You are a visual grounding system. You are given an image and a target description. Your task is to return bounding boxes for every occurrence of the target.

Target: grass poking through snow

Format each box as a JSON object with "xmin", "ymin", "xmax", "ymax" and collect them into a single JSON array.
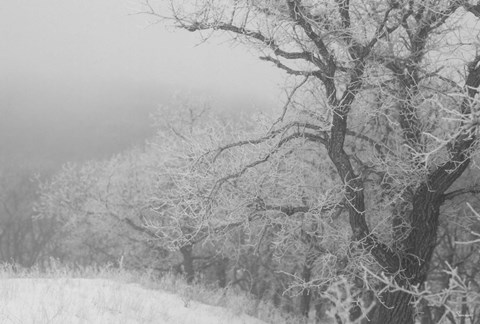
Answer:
[{"xmin": 0, "ymin": 263, "xmax": 301, "ymax": 324}]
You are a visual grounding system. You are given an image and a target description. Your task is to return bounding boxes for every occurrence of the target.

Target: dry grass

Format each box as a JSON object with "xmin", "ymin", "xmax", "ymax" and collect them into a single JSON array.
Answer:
[{"xmin": 0, "ymin": 261, "xmax": 302, "ymax": 324}]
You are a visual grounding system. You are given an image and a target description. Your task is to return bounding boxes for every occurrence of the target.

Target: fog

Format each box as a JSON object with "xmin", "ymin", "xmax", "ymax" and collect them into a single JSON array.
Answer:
[{"xmin": 0, "ymin": 0, "xmax": 282, "ymax": 165}]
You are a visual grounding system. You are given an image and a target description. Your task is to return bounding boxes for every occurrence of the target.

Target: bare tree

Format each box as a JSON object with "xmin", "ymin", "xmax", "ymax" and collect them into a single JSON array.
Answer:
[
  {"xmin": 0, "ymin": 166, "xmax": 55, "ymax": 267},
  {"xmin": 136, "ymin": 1, "xmax": 480, "ymax": 323},
  {"xmin": 35, "ymin": 103, "xmax": 234, "ymax": 282}
]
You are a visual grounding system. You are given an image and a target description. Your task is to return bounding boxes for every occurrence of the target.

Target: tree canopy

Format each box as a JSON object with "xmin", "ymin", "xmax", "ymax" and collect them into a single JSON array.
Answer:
[
  {"xmin": 135, "ymin": 1, "xmax": 480, "ymax": 323},
  {"xmin": 36, "ymin": 1, "xmax": 480, "ymax": 323}
]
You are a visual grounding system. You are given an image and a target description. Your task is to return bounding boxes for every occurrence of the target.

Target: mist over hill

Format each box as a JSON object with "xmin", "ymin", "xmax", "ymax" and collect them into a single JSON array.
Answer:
[{"xmin": 0, "ymin": 78, "xmax": 273, "ymax": 167}]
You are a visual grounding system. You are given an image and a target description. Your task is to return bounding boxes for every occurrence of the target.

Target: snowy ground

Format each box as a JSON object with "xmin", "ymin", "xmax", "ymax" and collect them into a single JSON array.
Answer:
[{"xmin": 0, "ymin": 278, "xmax": 267, "ymax": 324}]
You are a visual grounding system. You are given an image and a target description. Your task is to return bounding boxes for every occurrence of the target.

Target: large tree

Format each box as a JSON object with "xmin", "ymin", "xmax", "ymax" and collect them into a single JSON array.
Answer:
[{"xmin": 139, "ymin": 1, "xmax": 480, "ymax": 323}]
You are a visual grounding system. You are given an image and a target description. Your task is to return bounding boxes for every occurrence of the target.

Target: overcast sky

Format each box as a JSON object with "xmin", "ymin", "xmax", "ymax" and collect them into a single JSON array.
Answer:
[{"xmin": 0, "ymin": 0, "xmax": 283, "ymax": 163}]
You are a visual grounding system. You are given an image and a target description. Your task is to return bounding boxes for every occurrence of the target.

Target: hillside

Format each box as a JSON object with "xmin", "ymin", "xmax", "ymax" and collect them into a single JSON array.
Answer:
[{"xmin": 0, "ymin": 278, "xmax": 267, "ymax": 324}]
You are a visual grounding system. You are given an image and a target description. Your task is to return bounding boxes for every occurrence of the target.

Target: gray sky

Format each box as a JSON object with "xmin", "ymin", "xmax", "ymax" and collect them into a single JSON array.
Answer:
[{"xmin": 0, "ymin": 0, "xmax": 283, "ymax": 163}]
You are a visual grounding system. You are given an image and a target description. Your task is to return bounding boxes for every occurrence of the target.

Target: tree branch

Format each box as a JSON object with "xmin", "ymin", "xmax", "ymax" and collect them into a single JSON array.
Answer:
[
  {"xmin": 259, "ymin": 56, "xmax": 322, "ymax": 76},
  {"xmin": 427, "ymin": 55, "xmax": 480, "ymax": 193},
  {"xmin": 209, "ymin": 130, "xmax": 327, "ymax": 198},
  {"xmin": 180, "ymin": 20, "xmax": 326, "ymax": 69},
  {"xmin": 443, "ymin": 185, "xmax": 480, "ymax": 201},
  {"xmin": 269, "ymin": 75, "xmax": 310, "ymax": 132},
  {"xmin": 209, "ymin": 121, "xmax": 327, "ymax": 162},
  {"xmin": 286, "ymin": 0, "xmax": 333, "ymax": 68}
]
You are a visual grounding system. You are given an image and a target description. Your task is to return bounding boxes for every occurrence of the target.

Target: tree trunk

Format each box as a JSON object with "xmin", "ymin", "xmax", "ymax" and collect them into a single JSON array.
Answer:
[
  {"xmin": 180, "ymin": 244, "xmax": 195, "ymax": 283},
  {"xmin": 418, "ymin": 298, "xmax": 435, "ymax": 324},
  {"xmin": 372, "ymin": 290, "xmax": 414, "ymax": 324},
  {"xmin": 300, "ymin": 263, "xmax": 312, "ymax": 318},
  {"xmin": 460, "ymin": 293, "xmax": 470, "ymax": 324},
  {"xmin": 326, "ymin": 52, "xmax": 478, "ymax": 324},
  {"xmin": 369, "ymin": 188, "xmax": 443, "ymax": 323},
  {"xmin": 300, "ymin": 250, "xmax": 316, "ymax": 318},
  {"xmin": 315, "ymin": 299, "xmax": 328, "ymax": 323},
  {"xmin": 216, "ymin": 257, "xmax": 228, "ymax": 288}
]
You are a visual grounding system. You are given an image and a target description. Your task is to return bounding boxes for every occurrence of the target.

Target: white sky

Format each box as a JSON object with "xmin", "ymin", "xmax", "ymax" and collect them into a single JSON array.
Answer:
[
  {"xmin": 0, "ymin": 0, "xmax": 284, "ymax": 161},
  {"xmin": 0, "ymin": 0, "xmax": 282, "ymax": 107}
]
